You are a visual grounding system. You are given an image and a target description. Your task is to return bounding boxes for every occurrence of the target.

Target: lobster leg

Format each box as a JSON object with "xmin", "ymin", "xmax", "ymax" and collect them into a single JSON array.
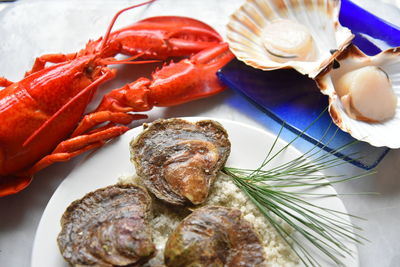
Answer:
[
  {"xmin": 28, "ymin": 125, "xmax": 130, "ymax": 175},
  {"xmin": 25, "ymin": 53, "xmax": 77, "ymax": 77},
  {"xmin": 0, "ymin": 77, "xmax": 14, "ymax": 87},
  {"xmin": 71, "ymin": 111, "xmax": 147, "ymax": 137},
  {"xmin": 70, "ymin": 78, "xmax": 153, "ymax": 136},
  {"xmin": 25, "ymin": 51, "xmax": 157, "ymax": 77},
  {"xmin": 0, "ymin": 127, "xmax": 127, "ymax": 197}
]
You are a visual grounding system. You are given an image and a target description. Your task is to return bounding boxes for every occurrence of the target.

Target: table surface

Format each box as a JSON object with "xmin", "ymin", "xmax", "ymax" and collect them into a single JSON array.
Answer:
[{"xmin": 1, "ymin": 0, "xmax": 400, "ymax": 267}]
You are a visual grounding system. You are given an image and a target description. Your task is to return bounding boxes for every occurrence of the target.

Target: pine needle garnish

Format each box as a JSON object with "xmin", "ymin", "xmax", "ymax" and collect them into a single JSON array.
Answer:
[{"xmin": 223, "ymin": 111, "xmax": 374, "ymax": 267}]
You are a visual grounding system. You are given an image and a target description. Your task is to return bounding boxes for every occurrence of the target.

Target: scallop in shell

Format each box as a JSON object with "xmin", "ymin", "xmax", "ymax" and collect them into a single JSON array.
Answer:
[
  {"xmin": 315, "ymin": 44, "xmax": 400, "ymax": 148},
  {"xmin": 130, "ymin": 118, "xmax": 231, "ymax": 206},
  {"xmin": 226, "ymin": 0, "xmax": 354, "ymax": 78}
]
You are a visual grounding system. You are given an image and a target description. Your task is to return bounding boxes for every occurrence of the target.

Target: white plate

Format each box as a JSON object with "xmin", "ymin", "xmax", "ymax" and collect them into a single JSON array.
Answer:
[{"xmin": 31, "ymin": 117, "xmax": 359, "ymax": 267}]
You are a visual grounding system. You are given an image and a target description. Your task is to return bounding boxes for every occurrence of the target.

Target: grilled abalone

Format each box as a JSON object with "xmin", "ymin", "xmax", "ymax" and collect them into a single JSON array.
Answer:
[
  {"xmin": 130, "ymin": 118, "xmax": 231, "ymax": 206},
  {"xmin": 164, "ymin": 205, "xmax": 267, "ymax": 267},
  {"xmin": 57, "ymin": 184, "xmax": 155, "ymax": 267}
]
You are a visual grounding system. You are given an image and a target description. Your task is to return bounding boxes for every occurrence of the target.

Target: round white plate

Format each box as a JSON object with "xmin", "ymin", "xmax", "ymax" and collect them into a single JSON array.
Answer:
[{"xmin": 31, "ymin": 117, "xmax": 359, "ymax": 267}]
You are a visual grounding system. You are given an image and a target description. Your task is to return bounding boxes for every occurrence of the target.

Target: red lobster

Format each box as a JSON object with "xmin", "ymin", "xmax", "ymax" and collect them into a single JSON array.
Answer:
[{"xmin": 0, "ymin": 1, "xmax": 234, "ymax": 197}]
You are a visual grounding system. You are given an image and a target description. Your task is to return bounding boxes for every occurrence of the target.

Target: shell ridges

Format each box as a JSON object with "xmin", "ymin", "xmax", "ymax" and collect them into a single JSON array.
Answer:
[{"xmin": 226, "ymin": 0, "xmax": 354, "ymax": 78}]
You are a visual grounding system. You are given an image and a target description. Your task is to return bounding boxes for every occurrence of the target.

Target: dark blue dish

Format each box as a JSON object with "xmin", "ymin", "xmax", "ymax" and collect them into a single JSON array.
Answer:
[{"xmin": 218, "ymin": 0, "xmax": 400, "ymax": 170}]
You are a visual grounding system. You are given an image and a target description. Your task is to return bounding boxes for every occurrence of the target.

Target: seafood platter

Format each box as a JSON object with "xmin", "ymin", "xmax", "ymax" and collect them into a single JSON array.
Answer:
[
  {"xmin": 0, "ymin": 0, "xmax": 396, "ymax": 266},
  {"xmin": 32, "ymin": 117, "xmax": 358, "ymax": 266}
]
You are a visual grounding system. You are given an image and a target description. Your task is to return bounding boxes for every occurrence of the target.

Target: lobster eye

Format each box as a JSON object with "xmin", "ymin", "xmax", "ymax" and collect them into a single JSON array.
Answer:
[{"xmin": 85, "ymin": 65, "xmax": 94, "ymax": 75}]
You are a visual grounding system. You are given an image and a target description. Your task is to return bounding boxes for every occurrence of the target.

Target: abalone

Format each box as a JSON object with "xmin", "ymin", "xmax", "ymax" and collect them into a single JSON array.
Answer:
[
  {"xmin": 57, "ymin": 184, "xmax": 155, "ymax": 267},
  {"xmin": 164, "ymin": 205, "xmax": 267, "ymax": 267},
  {"xmin": 130, "ymin": 118, "xmax": 231, "ymax": 205}
]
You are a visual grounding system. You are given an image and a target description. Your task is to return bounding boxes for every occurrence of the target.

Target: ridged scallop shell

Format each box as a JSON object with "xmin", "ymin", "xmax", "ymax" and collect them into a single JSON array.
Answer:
[
  {"xmin": 226, "ymin": 0, "xmax": 354, "ymax": 78},
  {"xmin": 316, "ymin": 44, "xmax": 400, "ymax": 148}
]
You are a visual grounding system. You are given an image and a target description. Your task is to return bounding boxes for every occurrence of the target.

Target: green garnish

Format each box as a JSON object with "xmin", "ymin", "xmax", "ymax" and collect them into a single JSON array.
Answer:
[{"xmin": 223, "ymin": 111, "xmax": 373, "ymax": 267}]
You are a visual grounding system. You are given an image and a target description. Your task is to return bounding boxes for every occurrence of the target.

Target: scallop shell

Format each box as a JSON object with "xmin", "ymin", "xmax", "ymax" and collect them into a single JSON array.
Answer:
[
  {"xmin": 226, "ymin": 0, "xmax": 354, "ymax": 78},
  {"xmin": 315, "ymin": 44, "xmax": 400, "ymax": 148}
]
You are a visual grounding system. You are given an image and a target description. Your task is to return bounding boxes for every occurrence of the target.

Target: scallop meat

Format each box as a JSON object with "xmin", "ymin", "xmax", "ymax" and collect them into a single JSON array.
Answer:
[{"xmin": 315, "ymin": 44, "xmax": 400, "ymax": 148}]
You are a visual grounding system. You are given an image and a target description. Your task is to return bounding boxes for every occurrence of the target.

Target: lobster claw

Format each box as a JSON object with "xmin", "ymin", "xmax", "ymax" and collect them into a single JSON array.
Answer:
[
  {"xmin": 72, "ymin": 43, "xmax": 234, "ymax": 137},
  {"xmin": 136, "ymin": 16, "xmax": 223, "ymax": 57},
  {"xmin": 91, "ymin": 16, "xmax": 224, "ymax": 59},
  {"xmin": 148, "ymin": 42, "xmax": 235, "ymax": 106},
  {"xmin": 95, "ymin": 42, "xmax": 234, "ymax": 112}
]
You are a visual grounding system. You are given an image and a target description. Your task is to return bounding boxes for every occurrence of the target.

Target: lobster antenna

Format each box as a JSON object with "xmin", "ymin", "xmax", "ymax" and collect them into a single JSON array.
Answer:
[{"xmin": 99, "ymin": 0, "xmax": 157, "ymax": 52}]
